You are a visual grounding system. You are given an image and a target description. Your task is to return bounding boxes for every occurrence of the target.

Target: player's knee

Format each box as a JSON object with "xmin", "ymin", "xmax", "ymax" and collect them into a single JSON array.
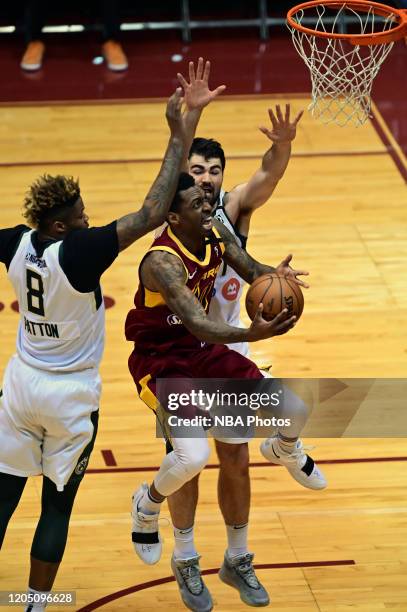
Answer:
[
  {"xmin": 175, "ymin": 444, "xmax": 210, "ymax": 479},
  {"xmin": 42, "ymin": 476, "xmax": 80, "ymax": 515},
  {"xmin": 186, "ymin": 448, "xmax": 210, "ymax": 477},
  {"xmin": 216, "ymin": 442, "xmax": 249, "ymax": 476}
]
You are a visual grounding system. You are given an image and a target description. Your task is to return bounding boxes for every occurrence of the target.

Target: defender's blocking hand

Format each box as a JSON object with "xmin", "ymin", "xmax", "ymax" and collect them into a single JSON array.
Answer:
[
  {"xmin": 177, "ymin": 57, "xmax": 226, "ymax": 111},
  {"xmin": 275, "ymin": 254, "xmax": 310, "ymax": 289},
  {"xmin": 259, "ymin": 104, "xmax": 304, "ymax": 144}
]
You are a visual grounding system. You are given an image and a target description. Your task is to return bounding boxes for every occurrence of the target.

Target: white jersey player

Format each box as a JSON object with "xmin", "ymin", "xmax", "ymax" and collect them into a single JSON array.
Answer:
[
  {"xmin": 9, "ymin": 228, "xmax": 105, "ymax": 373},
  {"xmin": 209, "ymin": 188, "xmax": 249, "ymax": 356},
  {"xmin": 0, "ymin": 88, "xmax": 188, "ymax": 612}
]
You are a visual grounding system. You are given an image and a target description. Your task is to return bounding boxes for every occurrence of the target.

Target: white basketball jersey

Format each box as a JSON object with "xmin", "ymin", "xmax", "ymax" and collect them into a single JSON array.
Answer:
[
  {"xmin": 209, "ymin": 190, "xmax": 249, "ymax": 357},
  {"xmin": 7, "ymin": 231, "xmax": 105, "ymax": 372}
]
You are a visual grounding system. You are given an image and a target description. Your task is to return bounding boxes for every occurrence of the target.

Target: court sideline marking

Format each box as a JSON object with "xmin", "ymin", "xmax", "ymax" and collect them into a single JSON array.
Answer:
[
  {"xmin": 75, "ymin": 559, "xmax": 356, "ymax": 612},
  {"xmin": 91, "ymin": 454, "xmax": 407, "ymax": 474}
]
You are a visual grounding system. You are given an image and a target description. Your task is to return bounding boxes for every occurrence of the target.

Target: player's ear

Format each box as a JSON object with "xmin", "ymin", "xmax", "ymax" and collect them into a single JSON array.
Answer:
[
  {"xmin": 167, "ymin": 211, "xmax": 180, "ymax": 226},
  {"xmin": 52, "ymin": 220, "xmax": 67, "ymax": 235}
]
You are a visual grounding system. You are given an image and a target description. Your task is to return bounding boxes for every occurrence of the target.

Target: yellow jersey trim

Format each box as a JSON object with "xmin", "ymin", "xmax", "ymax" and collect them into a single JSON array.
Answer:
[
  {"xmin": 142, "ymin": 246, "xmax": 188, "ymax": 308},
  {"xmin": 167, "ymin": 227, "xmax": 212, "ymax": 266},
  {"xmin": 147, "ymin": 246, "xmax": 188, "ymax": 281},
  {"xmin": 138, "ymin": 374, "xmax": 157, "ymax": 411},
  {"xmin": 144, "ymin": 289, "xmax": 165, "ymax": 308},
  {"xmin": 212, "ymin": 226, "xmax": 225, "ymax": 255},
  {"xmin": 138, "ymin": 373, "xmax": 172, "ymax": 444}
]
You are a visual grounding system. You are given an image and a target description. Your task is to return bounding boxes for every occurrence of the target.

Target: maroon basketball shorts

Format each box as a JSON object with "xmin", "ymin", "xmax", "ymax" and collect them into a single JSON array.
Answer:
[{"xmin": 128, "ymin": 342, "xmax": 263, "ymax": 443}]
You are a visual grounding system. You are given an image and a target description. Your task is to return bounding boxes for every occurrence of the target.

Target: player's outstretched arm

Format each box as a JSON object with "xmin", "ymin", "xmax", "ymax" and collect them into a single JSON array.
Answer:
[
  {"xmin": 213, "ymin": 218, "xmax": 309, "ymax": 288},
  {"xmin": 213, "ymin": 218, "xmax": 275, "ymax": 283},
  {"xmin": 226, "ymin": 104, "xmax": 303, "ymax": 215},
  {"xmin": 177, "ymin": 57, "xmax": 226, "ymax": 172},
  {"xmin": 115, "ymin": 89, "xmax": 185, "ymax": 252},
  {"xmin": 142, "ymin": 250, "xmax": 294, "ymax": 343}
]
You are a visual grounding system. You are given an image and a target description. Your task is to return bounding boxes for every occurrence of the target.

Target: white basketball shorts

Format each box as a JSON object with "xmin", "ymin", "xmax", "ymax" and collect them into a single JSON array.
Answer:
[{"xmin": 0, "ymin": 354, "xmax": 101, "ymax": 491}]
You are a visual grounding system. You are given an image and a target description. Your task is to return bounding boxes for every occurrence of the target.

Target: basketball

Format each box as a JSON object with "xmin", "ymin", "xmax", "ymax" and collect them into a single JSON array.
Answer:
[{"xmin": 245, "ymin": 273, "xmax": 304, "ymax": 322}]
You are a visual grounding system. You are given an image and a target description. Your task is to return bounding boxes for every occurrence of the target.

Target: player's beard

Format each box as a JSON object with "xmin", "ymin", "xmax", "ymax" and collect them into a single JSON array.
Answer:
[{"xmin": 204, "ymin": 187, "xmax": 220, "ymax": 208}]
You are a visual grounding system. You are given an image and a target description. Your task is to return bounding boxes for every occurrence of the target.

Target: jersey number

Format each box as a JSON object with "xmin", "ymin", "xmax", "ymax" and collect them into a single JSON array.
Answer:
[{"xmin": 26, "ymin": 269, "xmax": 45, "ymax": 316}]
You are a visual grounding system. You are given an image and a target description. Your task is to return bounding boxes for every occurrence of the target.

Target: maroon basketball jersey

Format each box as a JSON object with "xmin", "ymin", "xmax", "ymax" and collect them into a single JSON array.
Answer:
[{"xmin": 125, "ymin": 226, "xmax": 224, "ymax": 353}]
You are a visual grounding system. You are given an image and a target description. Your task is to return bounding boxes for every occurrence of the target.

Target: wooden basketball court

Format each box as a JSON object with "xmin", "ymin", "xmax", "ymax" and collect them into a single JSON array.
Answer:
[{"xmin": 0, "ymin": 95, "xmax": 406, "ymax": 611}]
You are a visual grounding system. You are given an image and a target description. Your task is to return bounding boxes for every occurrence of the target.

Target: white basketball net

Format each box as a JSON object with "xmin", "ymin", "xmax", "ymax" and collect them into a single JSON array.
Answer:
[{"xmin": 288, "ymin": 3, "xmax": 396, "ymax": 126}]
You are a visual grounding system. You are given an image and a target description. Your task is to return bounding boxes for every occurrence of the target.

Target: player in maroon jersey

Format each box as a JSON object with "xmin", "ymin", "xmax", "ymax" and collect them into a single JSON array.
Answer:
[
  {"xmin": 125, "ymin": 171, "xmax": 308, "ymax": 610},
  {"xmin": 164, "ymin": 59, "xmax": 326, "ymax": 612}
]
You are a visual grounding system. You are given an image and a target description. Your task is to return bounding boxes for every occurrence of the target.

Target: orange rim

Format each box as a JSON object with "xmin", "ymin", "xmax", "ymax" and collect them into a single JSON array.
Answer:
[{"xmin": 287, "ymin": 0, "xmax": 407, "ymax": 45}]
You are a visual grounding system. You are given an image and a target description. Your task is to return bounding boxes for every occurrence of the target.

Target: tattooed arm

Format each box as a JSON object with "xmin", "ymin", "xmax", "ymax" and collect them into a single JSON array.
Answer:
[
  {"xmin": 213, "ymin": 218, "xmax": 276, "ymax": 283},
  {"xmin": 141, "ymin": 250, "xmax": 295, "ymax": 343},
  {"xmin": 116, "ymin": 89, "xmax": 185, "ymax": 252},
  {"xmin": 213, "ymin": 218, "xmax": 310, "ymax": 288},
  {"xmin": 224, "ymin": 105, "xmax": 303, "ymax": 218}
]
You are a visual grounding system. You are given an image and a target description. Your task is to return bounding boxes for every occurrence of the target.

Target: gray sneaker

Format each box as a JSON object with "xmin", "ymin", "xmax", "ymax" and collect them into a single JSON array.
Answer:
[
  {"xmin": 219, "ymin": 552, "xmax": 270, "ymax": 607},
  {"xmin": 171, "ymin": 554, "xmax": 213, "ymax": 612}
]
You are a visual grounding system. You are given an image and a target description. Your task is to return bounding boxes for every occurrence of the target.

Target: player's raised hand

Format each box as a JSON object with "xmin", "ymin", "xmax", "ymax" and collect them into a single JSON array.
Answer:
[
  {"xmin": 248, "ymin": 304, "xmax": 296, "ymax": 340},
  {"xmin": 165, "ymin": 87, "xmax": 185, "ymax": 137},
  {"xmin": 177, "ymin": 57, "xmax": 226, "ymax": 111},
  {"xmin": 259, "ymin": 104, "xmax": 303, "ymax": 144},
  {"xmin": 275, "ymin": 254, "xmax": 310, "ymax": 288}
]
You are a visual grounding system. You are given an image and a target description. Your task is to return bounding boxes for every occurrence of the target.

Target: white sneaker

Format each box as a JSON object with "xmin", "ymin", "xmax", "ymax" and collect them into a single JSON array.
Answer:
[
  {"xmin": 260, "ymin": 438, "xmax": 327, "ymax": 490},
  {"xmin": 131, "ymin": 483, "xmax": 162, "ymax": 564}
]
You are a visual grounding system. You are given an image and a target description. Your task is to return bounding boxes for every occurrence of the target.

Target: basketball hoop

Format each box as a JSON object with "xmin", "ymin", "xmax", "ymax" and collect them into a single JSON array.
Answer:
[{"xmin": 287, "ymin": 1, "xmax": 407, "ymax": 126}]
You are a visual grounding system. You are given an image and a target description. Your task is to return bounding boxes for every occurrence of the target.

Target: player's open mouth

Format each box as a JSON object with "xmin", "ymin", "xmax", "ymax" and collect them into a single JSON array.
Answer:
[{"xmin": 202, "ymin": 217, "xmax": 213, "ymax": 229}]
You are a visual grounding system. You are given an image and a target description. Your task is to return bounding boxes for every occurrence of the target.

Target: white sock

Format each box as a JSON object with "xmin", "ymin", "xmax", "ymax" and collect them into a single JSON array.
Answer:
[
  {"xmin": 25, "ymin": 587, "xmax": 49, "ymax": 611},
  {"xmin": 173, "ymin": 525, "xmax": 198, "ymax": 560},
  {"xmin": 226, "ymin": 523, "xmax": 249, "ymax": 558},
  {"xmin": 138, "ymin": 486, "xmax": 162, "ymax": 515},
  {"xmin": 276, "ymin": 433, "xmax": 298, "ymax": 455}
]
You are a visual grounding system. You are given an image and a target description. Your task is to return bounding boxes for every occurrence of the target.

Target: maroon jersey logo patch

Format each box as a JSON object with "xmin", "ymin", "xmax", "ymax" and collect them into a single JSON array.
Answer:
[{"xmin": 167, "ymin": 314, "xmax": 183, "ymax": 325}]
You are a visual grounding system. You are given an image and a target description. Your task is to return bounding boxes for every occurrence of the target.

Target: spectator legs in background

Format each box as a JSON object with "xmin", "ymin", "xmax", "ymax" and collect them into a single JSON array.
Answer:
[
  {"xmin": 20, "ymin": 0, "xmax": 129, "ymax": 72},
  {"xmin": 21, "ymin": 0, "xmax": 46, "ymax": 71},
  {"xmin": 100, "ymin": 0, "xmax": 128, "ymax": 71}
]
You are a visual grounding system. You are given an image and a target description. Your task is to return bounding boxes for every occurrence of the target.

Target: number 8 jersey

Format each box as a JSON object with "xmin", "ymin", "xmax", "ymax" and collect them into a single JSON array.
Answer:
[{"xmin": 7, "ymin": 228, "xmax": 106, "ymax": 372}]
